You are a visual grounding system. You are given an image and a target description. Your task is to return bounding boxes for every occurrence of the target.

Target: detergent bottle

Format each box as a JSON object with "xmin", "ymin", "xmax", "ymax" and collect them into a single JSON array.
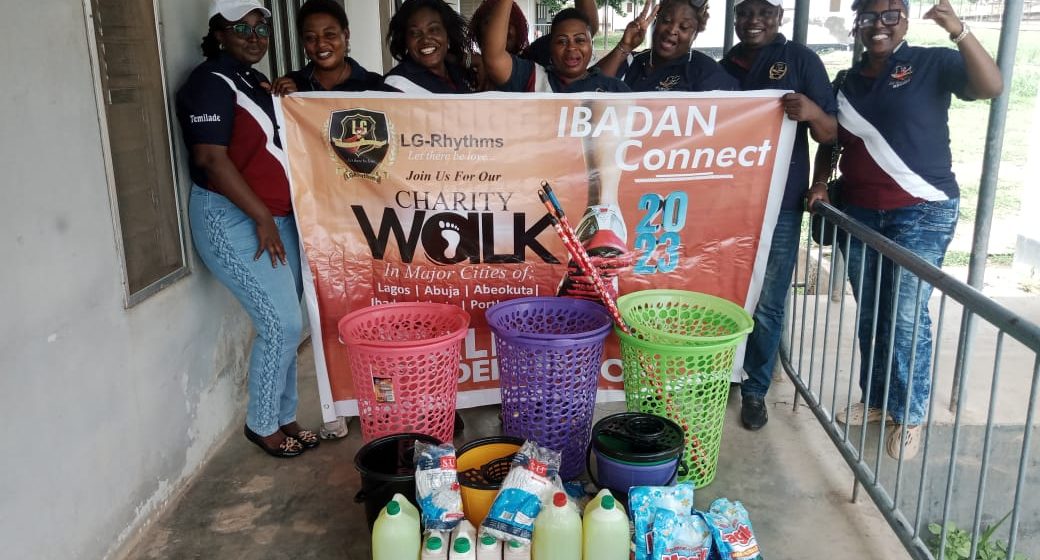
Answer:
[
  {"xmin": 582, "ymin": 493, "xmax": 630, "ymax": 560},
  {"xmin": 449, "ymin": 519, "xmax": 477, "ymax": 560},
  {"xmin": 502, "ymin": 539, "xmax": 530, "ymax": 560},
  {"xmin": 583, "ymin": 488, "xmax": 627, "ymax": 518},
  {"xmin": 372, "ymin": 493, "xmax": 421, "ymax": 560},
  {"xmin": 531, "ymin": 492, "xmax": 581, "ymax": 560},
  {"xmin": 422, "ymin": 530, "xmax": 448, "ymax": 560},
  {"xmin": 476, "ymin": 533, "xmax": 503, "ymax": 560}
]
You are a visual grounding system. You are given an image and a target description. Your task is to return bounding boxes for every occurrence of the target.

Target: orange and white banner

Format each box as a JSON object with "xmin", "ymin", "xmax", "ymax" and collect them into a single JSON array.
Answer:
[{"xmin": 278, "ymin": 92, "xmax": 796, "ymax": 423}]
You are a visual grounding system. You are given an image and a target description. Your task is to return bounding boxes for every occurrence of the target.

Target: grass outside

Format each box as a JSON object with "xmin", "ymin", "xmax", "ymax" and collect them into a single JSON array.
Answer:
[{"xmin": 816, "ymin": 22, "xmax": 1040, "ymax": 258}]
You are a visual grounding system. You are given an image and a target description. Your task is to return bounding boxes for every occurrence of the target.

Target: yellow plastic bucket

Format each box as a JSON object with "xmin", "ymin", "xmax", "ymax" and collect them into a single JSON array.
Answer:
[{"xmin": 456, "ymin": 436, "xmax": 524, "ymax": 526}]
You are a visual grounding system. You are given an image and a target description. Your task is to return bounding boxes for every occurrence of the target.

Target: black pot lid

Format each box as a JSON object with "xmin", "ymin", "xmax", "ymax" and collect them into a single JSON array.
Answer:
[{"xmin": 591, "ymin": 413, "xmax": 684, "ymax": 463}]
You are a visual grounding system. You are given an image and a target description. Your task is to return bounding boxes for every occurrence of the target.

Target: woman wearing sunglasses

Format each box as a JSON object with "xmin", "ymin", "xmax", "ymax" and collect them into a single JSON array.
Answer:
[
  {"xmin": 271, "ymin": 0, "xmax": 388, "ymax": 94},
  {"xmin": 176, "ymin": 0, "xmax": 318, "ymax": 458},
  {"xmin": 809, "ymin": 0, "xmax": 1001, "ymax": 459}
]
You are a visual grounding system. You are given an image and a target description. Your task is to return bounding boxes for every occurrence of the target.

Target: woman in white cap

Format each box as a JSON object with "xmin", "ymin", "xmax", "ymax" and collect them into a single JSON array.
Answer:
[{"xmin": 175, "ymin": 0, "xmax": 319, "ymax": 458}]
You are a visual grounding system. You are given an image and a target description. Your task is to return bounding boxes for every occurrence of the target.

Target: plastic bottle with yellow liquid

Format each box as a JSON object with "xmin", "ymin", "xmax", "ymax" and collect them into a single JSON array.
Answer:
[
  {"xmin": 582, "ymin": 493, "xmax": 629, "ymax": 560},
  {"xmin": 372, "ymin": 493, "xmax": 421, "ymax": 560},
  {"xmin": 531, "ymin": 492, "xmax": 581, "ymax": 560}
]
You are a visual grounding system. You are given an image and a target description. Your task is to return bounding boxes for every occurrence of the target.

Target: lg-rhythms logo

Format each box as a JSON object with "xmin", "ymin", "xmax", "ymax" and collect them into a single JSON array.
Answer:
[{"xmin": 328, "ymin": 109, "xmax": 395, "ymax": 182}]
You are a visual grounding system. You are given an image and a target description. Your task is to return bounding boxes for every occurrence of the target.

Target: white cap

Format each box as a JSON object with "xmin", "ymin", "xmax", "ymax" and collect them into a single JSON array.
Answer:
[
  {"xmin": 734, "ymin": 0, "xmax": 783, "ymax": 6},
  {"xmin": 209, "ymin": 0, "xmax": 271, "ymax": 21}
]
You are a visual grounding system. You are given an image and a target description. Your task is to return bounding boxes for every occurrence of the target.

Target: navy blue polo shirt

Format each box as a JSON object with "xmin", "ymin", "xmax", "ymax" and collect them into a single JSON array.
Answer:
[
  {"xmin": 287, "ymin": 57, "xmax": 389, "ymax": 92},
  {"xmin": 836, "ymin": 43, "xmax": 971, "ymax": 210},
  {"xmin": 722, "ymin": 33, "xmax": 837, "ymax": 211},
  {"xmin": 499, "ymin": 55, "xmax": 630, "ymax": 92},
  {"xmin": 618, "ymin": 49, "xmax": 738, "ymax": 92},
  {"xmin": 384, "ymin": 58, "xmax": 474, "ymax": 94},
  {"xmin": 175, "ymin": 53, "xmax": 292, "ymax": 215}
]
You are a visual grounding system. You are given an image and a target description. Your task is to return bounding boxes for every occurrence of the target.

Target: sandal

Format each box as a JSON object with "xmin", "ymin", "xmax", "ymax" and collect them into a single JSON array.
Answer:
[
  {"xmin": 280, "ymin": 423, "xmax": 320, "ymax": 449},
  {"xmin": 244, "ymin": 425, "xmax": 304, "ymax": 458}
]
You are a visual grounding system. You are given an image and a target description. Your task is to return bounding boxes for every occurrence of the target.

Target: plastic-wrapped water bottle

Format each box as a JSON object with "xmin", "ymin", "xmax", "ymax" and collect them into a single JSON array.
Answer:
[{"xmin": 372, "ymin": 493, "xmax": 421, "ymax": 560}]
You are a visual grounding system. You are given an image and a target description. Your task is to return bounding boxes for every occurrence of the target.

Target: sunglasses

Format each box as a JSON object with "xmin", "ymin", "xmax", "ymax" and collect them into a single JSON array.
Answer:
[
  {"xmin": 855, "ymin": 9, "xmax": 904, "ymax": 28},
  {"xmin": 225, "ymin": 22, "xmax": 272, "ymax": 39}
]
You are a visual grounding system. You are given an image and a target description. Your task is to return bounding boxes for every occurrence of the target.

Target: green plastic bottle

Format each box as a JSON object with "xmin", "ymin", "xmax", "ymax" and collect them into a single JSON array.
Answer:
[
  {"xmin": 372, "ymin": 493, "xmax": 421, "ymax": 560},
  {"xmin": 582, "ymin": 493, "xmax": 630, "ymax": 560}
]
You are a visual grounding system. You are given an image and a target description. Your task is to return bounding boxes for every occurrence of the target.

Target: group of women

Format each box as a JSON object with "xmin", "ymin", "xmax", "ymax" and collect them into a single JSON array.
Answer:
[{"xmin": 176, "ymin": 0, "xmax": 1001, "ymax": 461}]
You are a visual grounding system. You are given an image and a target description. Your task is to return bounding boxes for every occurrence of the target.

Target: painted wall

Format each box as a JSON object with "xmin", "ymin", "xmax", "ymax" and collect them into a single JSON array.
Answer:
[{"xmin": 0, "ymin": 1, "xmax": 258, "ymax": 558}]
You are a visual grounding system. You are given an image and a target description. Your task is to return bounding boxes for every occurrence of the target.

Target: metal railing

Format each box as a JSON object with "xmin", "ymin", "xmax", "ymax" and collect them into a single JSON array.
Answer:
[{"xmin": 780, "ymin": 203, "xmax": 1040, "ymax": 560}]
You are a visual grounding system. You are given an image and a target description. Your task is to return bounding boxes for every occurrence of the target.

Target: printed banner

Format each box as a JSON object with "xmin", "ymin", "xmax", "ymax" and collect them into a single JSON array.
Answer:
[{"xmin": 278, "ymin": 91, "xmax": 796, "ymax": 422}]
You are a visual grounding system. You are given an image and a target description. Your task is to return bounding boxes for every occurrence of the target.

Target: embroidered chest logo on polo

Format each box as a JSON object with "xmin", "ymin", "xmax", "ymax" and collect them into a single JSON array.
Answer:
[
  {"xmin": 889, "ymin": 65, "xmax": 913, "ymax": 88},
  {"xmin": 768, "ymin": 62, "xmax": 788, "ymax": 80},
  {"xmin": 657, "ymin": 75, "xmax": 682, "ymax": 90}
]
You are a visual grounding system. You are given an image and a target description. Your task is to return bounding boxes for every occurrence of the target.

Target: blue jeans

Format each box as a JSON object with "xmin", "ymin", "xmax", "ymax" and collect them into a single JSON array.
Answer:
[
  {"xmin": 188, "ymin": 186, "xmax": 304, "ymax": 436},
  {"xmin": 841, "ymin": 199, "xmax": 958, "ymax": 425},
  {"xmin": 742, "ymin": 209, "xmax": 804, "ymax": 399}
]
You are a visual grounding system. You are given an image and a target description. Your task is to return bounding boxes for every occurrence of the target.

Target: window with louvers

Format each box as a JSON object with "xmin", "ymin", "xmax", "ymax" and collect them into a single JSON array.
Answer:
[{"xmin": 89, "ymin": 0, "xmax": 185, "ymax": 303}]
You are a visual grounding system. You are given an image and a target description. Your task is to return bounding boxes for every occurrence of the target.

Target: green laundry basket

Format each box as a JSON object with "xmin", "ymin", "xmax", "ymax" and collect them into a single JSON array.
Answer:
[{"xmin": 616, "ymin": 290, "xmax": 754, "ymax": 488}]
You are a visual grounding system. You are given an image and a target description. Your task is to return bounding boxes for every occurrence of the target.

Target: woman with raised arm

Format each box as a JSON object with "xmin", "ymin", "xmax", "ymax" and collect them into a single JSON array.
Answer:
[
  {"xmin": 482, "ymin": 2, "xmax": 628, "ymax": 93},
  {"xmin": 809, "ymin": 0, "xmax": 1001, "ymax": 459},
  {"xmin": 597, "ymin": 0, "xmax": 737, "ymax": 92}
]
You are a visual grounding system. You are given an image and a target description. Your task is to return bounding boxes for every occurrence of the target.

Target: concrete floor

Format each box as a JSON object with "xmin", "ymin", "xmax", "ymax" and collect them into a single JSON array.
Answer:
[{"xmin": 121, "ymin": 342, "xmax": 910, "ymax": 560}]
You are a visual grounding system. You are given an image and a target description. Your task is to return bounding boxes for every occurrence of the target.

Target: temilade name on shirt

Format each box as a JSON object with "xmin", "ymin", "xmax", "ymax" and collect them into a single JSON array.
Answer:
[
  {"xmin": 557, "ymin": 103, "xmax": 774, "ymax": 173},
  {"xmin": 189, "ymin": 113, "xmax": 222, "ymax": 124}
]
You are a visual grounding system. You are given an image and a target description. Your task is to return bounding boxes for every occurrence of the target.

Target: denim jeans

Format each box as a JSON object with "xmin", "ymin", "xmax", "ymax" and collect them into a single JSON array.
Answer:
[
  {"xmin": 841, "ymin": 199, "xmax": 959, "ymax": 425},
  {"xmin": 742, "ymin": 209, "xmax": 804, "ymax": 399},
  {"xmin": 188, "ymin": 185, "xmax": 304, "ymax": 436}
]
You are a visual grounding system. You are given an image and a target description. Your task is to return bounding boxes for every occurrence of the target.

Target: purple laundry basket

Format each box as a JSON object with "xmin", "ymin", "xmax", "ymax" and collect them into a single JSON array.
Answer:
[{"xmin": 486, "ymin": 297, "xmax": 613, "ymax": 480}]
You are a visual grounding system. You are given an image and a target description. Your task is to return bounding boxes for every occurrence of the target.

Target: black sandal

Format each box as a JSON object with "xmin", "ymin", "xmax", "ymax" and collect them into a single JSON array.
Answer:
[
  {"xmin": 281, "ymin": 424, "xmax": 320, "ymax": 449},
  {"xmin": 244, "ymin": 426, "xmax": 304, "ymax": 458}
]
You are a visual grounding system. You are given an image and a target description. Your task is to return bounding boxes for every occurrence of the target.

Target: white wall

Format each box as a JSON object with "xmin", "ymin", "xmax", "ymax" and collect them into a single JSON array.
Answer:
[
  {"xmin": 345, "ymin": 0, "xmax": 391, "ymax": 73},
  {"xmin": 0, "ymin": 1, "xmax": 256, "ymax": 558}
]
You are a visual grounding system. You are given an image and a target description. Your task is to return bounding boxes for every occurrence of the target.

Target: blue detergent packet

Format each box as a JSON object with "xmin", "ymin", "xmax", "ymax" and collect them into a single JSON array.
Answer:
[
  {"xmin": 628, "ymin": 483, "xmax": 696, "ymax": 560},
  {"xmin": 651, "ymin": 508, "xmax": 714, "ymax": 560},
  {"xmin": 480, "ymin": 440, "xmax": 561, "ymax": 544},
  {"xmin": 701, "ymin": 498, "xmax": 761, "ymax": 560},
  {"xmin": 413, "ymin": 441, "xmax": 465, "ymax": 532}
]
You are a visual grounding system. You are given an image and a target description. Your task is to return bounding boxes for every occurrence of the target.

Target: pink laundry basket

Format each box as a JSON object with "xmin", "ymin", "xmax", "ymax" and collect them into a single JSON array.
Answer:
[{"xmin": 338, "ymin": 303, "xmax": 471, "ymax": 443}]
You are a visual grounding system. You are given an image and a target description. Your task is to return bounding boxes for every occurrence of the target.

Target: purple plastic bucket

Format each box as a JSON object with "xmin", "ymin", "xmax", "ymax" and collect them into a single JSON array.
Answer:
[
  {"xmin": 486, "ymin": 297, "xmax": 612, "ymax": 480},
  {"xmin": 587, "ymin": 413, "xmax": 684, "ymax": 498}
]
